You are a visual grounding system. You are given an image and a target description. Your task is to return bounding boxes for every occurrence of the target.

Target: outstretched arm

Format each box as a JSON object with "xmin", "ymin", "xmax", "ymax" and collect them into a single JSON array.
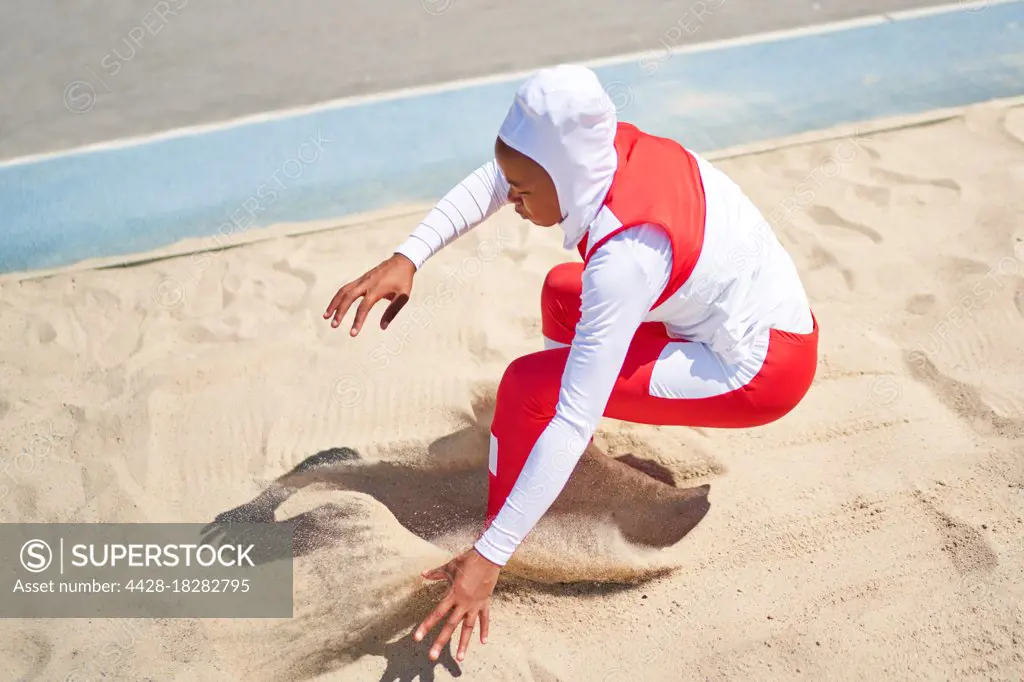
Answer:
[
  {"xmin": 473, "ymin": 224, "xmax": 672, "ymax": 565},
  {"xmin": 325, "ymin": 160, "xmax": 509, "ymax": 334},
  {"xmin": 413, "ymin": 225, "xmax": 672, "ymax": 663},
  {"xmin": 395, "ymin": 159, "xmax": 510, "ymax": 270}
]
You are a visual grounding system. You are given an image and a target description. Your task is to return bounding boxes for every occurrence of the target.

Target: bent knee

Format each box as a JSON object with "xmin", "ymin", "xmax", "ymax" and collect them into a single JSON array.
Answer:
[
  {"xmin": 495, "ymin": 350, "xmax": 566, "ymax": 418},
  {"xmin": 541, "ymin": 263, "xmax": 583, "ymax": 343},
  {"xmin": 541, "ymin": 262, "xmax": 583, "ymax": 307}
]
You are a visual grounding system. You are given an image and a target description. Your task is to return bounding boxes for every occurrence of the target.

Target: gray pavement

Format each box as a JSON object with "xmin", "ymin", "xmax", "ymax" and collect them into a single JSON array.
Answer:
[{"xmin": 1, "ymin": 0, "xmax": 943, "ymax": 160}]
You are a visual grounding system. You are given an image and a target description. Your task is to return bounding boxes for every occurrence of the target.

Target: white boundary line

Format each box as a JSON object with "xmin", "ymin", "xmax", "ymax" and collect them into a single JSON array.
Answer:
[
  {"xmin": 0, "ymin": 0, "xmax": 1017, "ymax": 170},
  {"xmin": 4, "ymin": 94, "xmax": 1022, "ymax": 284},
  {"xmin": 886, "ymin": 0, "xmax": 1020, "ymax": 20}
]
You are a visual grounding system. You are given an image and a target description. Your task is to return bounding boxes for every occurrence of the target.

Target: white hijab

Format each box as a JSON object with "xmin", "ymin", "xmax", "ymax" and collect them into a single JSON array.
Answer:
[{"xmin": 497, "ymin": 64, "xmax": 619, "ymax": 250}]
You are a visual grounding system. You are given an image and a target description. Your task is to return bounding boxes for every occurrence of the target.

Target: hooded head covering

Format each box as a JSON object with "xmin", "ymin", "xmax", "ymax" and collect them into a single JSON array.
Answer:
[{"xmin": 497, "ymin": 64, "xmax": 619, "ymax": 250}]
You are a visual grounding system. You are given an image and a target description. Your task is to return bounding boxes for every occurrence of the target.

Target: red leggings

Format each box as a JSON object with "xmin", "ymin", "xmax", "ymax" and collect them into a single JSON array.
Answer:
[{"xmin": 486, "ymin": 263, "xmax": 819, "ymax": 521}]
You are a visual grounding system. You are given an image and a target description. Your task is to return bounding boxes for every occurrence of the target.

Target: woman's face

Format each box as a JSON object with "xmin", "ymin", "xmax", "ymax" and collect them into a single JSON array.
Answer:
[{"xmin": 494, "ymin": 137, "xmax": 563, "ymax": 227}]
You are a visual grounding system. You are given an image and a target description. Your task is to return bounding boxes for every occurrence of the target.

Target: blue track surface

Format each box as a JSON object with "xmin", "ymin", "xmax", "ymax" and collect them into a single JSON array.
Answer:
[{"xmin": 1, "ymin": 3, "xmax": 1022, "ymax": 275}]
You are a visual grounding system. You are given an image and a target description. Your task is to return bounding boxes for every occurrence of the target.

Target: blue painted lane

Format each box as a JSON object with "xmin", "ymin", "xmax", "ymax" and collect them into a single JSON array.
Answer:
[{"xmin": 1, "ymin": 3, "xmax": 1022, "ymax": 274}]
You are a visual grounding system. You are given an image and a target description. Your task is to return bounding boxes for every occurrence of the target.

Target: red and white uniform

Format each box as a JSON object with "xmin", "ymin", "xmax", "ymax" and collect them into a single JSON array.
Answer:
[{"xmin": 395, "ymin": 65, "xmax": 818, "ymax": 567}]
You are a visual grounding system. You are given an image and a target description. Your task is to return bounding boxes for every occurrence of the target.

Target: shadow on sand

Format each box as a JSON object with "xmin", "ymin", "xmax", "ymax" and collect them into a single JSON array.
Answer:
[{"xmin": 202, "ymin": 396, "xmax": 711, "ymax": 680}]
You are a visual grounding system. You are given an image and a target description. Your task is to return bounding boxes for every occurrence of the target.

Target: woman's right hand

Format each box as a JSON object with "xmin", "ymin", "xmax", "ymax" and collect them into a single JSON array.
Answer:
[{"xmin": 324, "ymin": 253, "xmax": 417, "ymax": 336}]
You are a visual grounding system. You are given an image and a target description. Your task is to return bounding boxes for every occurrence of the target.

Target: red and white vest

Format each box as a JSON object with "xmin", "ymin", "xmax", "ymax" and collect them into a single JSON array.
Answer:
[{"xmin": 576, "ymin": 122, "xmax": 707, "ymax": 310}]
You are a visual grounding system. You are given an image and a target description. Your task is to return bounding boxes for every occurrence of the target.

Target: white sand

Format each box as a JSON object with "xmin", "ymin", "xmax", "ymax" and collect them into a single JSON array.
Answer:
[{"xmin": 1, "ymin": 99, "xmax": 1023, "ymax": 681}]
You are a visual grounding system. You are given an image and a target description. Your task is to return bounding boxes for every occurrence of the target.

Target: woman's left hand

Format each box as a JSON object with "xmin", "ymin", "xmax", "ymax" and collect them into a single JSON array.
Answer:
[{"xmin": 414, "ymin": 548, "xmax": 501, "ymax": 663}]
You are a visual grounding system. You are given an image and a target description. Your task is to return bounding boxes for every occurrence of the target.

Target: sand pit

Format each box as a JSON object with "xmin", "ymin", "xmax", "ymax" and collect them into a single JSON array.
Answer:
[{"xmin": 1, "ymin": 99, "xmax": 1023, "ymax": 680}]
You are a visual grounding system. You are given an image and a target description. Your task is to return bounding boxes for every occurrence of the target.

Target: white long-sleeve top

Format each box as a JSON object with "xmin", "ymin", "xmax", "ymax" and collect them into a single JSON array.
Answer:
[
  {"xmin": 471, "ymin": 224, "xmax": 674, "ymax": 565},
  {"xmin": 395, "ymin": 160, "xmax": 682, "ymax": 567}
]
